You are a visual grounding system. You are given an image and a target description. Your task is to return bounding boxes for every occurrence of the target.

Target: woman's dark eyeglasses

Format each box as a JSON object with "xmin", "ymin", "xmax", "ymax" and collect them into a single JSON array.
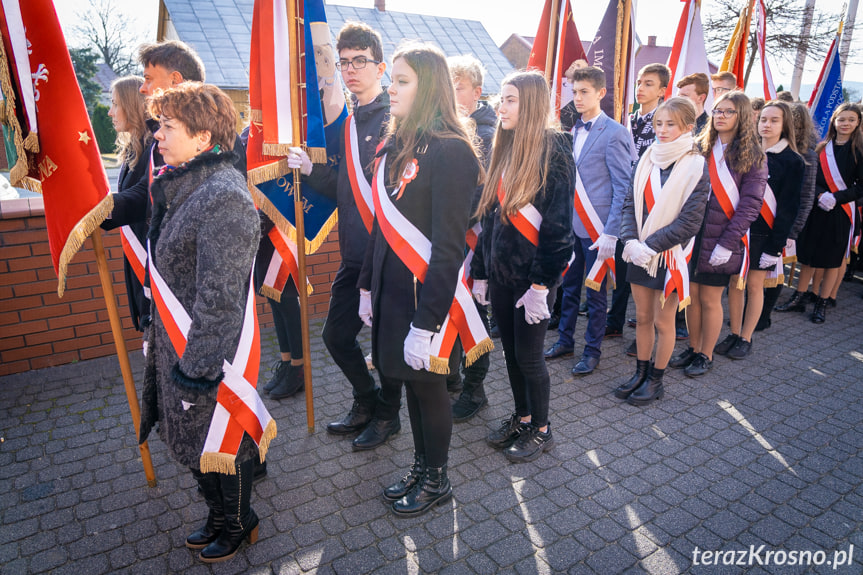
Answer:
[
  {"xmin": 711, "ymin": 109, "xmax": 738, "ymax": 118},
  {"xmin": 335, "ymin": 57, "xmax": 381, "ymax": 70}
]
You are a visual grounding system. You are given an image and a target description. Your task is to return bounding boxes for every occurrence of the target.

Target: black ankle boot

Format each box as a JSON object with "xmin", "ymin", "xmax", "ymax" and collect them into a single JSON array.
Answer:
[
  {"xmin": 614, "ymin": 360, "xmax": 650, "ymax": 399},
  {"xmin": 268, "ymin": 364, "xmax": 304, "ymax": 400},
  {"xmin": 263, "ymin": 361, "xmax": 290, "ymax": 393},
  {"xmin": 383, "ymin": 453, "xmax": 425, "ymax": 501},
  {"xmin": 627, "ymin": 367, "xmax": 664, "ymax": 406},
  {"xmin": 811, "ymin": 297, "xmax": 827, "ymax": 324},
  {"xmin": 391, "ymin": 464, "xmax": 452, "ymax": 517},
  {"xmin": 200, "ymin": 459, "xmax": 259, "ymax": 563},
  {"xmin": 776, "ymin": 291, "xmax": 807, "ymax": 312},
  {"xmin": 187, "ymin": 469, "xmax": 224, "ymax": 549}
]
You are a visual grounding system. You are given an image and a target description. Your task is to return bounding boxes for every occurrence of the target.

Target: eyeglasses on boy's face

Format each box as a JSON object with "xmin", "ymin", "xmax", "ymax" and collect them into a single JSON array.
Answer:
[
  {"xmin": 335, "ymin": 57, "xmax": 381, "ymax": 70},
  {"xmin": 712, "ymin": 108, "xmax": 738, "ymax": 118}
]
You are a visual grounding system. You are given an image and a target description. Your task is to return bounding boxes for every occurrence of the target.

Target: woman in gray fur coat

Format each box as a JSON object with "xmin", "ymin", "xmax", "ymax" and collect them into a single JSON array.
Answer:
[{"xmin": 137, "ymin": 83, "xmax": 269, "ymax": 563}]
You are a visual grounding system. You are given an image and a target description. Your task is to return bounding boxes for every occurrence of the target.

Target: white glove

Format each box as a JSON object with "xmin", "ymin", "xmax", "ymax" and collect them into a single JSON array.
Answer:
[
  {"xmin": 708, "ymin": 244, "xmax": 733, "ymax": 267},
  {"xmin": 358, "ymin": 289, "xmax": 373, "ymax": 327},
  {"xmin": 817, "ymin": 192, "xmax": 836, "ymax": 211},
  {"xmin": 142, "ymin": 340, "xmax": 148, "ymax": 358},
  {"xmin": 631, "ymin": 242, "xmax": 657, "ymax": 268},
  {"xmin": 759, "ymin": 252, "xmax": 781, "ymax": 268},
  {"xmin": 589, "ymin": 233, "xmax": 618, "ymax": 262},
  {"xmin": 471, "ymin": 279, "xmax": 489, "ymax": 306},
  {"xmin": 286, "ymin": 146, "xmax": 313, "ymax": 176},
  {"xmin": 785, "ymin": 238, "xmax": 795, "ymax": 253},
  {"xmin": 403, "ymin": 324, "xmax": 434, "ymax": 371},
  {"xmin": 515, "ymin": 285, "xmax": 550, "ymax": 325}
]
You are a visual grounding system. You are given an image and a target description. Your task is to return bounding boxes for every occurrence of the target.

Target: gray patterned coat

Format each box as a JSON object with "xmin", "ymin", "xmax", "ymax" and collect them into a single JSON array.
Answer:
[{"xmin": 138, "ymin": 151, "xmax": 260, "ymax": 470}]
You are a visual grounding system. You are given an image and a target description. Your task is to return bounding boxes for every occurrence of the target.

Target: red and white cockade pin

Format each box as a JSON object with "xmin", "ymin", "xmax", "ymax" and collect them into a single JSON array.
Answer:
[{"xmin": 394, "ymin": 158, "xmax": 419, "ymax": 200}]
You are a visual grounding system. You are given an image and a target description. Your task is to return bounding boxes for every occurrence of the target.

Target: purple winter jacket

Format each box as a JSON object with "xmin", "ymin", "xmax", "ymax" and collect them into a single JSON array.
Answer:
[{"xmin": 697, "ymin": 160, "xmax": 768, "ymax": 275}]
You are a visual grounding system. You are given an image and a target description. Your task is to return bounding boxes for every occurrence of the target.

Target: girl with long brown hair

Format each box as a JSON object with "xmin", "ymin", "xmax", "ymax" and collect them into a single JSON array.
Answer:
[
  {"xmin": 471, "ymin": 71, "xmax": 574, "ymax": 462},
  {"xmin": 719, "ymin": 101, "xmax": 803, "ymax": 359},
  {"xmin": 614, "ymin": 97, "xmax": 709, "ymax": 404},
  {"xmin": 669, "ymin": 91, "xmax": 767, "ymax": 376},
  {"xmin": 357, "ymin": 43, "xmax": 481, "ymax": 517},
  {"xmin": 779, "ymin": 102, "xmax": 863, "ymax": 322}
]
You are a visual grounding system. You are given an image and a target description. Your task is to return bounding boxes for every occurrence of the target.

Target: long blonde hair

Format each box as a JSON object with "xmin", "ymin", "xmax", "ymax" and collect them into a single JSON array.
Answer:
[
  {"xmin": 476, "ymin": 71, "xmax": 555, "ymax": 221},
  {"xmin": 815, "ymin": 102, "xmax": 863, "ymax": 157},
  {"xmin": 384, "ymin": 43, "xmax": 479, "ymax": 185},
  {"xmin": 111, "ymin": 76, "xmax": 150, "ymax": 168},
  {"xmin": 696, "ymin": 91, "xmax": 764, "ymax": 174}
]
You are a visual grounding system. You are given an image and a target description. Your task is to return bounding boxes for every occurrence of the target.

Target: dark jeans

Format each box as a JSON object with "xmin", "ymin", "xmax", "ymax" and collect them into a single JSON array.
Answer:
[
  {"xmin": 321, "ymin": 264, "xmax": 384, "ymax": 407},
  {"xmin": 405, "ymin": 376, "xmax": 452, "ymax": 467},
  {"xmin": 557, "ymin": 235, "xmax": 608, "ymax": 358},
  {"xmin": 606, "ymin": 240, "xmax": 631, "ymax": 331},
  {"xmin": 267, "ymin": 295, "xmax": 302, "ymax": 359},
  {"xmin": 490, "ymin": 280, "xmax": 554, "ymax": 428}
]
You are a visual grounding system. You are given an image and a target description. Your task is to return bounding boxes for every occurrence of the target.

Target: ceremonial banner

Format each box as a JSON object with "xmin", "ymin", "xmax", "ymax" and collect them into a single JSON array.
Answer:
[
  {"xmin": 0, "ymin": 0, "xmax": 112, "ymax": 297},
  {"xmin": 248, "ymin": 0, "xmax": 347, "ymax": 299},
  {"xmin": 667, "ymin": 0, "xmax": 714, "ymax": 110},
  {"xmin": 755, "ymin": 0, "xmax": 777, "ymax": 100},
  {"xmin": 808, "ymin": 30, "xmax": 843, "ymax": 139},
  {"xmin": 587, "ymin": 0, "xmax": 638, "ymax": 124},
  {"xmin": 528, "ymin": 0, "xmax": 587, "ymax": 118},
  {"xmin": 719, "ymin": 0, "xmax": 756, "ymax": 89}
]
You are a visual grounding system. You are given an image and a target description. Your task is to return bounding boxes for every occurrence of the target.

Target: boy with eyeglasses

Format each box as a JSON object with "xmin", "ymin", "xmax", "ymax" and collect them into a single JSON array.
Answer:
[
  {"xmin": 287, "ymin": 22, "xmax": 399, "ymax": 451},
  {"xmin": 710, "ymin": 71, "xmax": 737, "ymax": 100}
]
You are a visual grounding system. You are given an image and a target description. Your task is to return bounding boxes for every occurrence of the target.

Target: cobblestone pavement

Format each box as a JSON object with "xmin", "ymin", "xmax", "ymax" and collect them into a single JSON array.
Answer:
[{"xmin": 2, "ymin": 281, "xmax": 863, "ymax": 575}]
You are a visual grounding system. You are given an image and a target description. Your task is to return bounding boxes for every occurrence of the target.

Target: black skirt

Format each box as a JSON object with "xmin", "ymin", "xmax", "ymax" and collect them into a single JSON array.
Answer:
[
  {"xmin": 796, "ymin": 203, "xmax": 852, "ymax": 269},
  {"xmin": 626, "ymin": 262, "xmax": 665, "ymax": 291},
  {"xmin": 689, "ymin": 232, "xmax": 732, "ymax": 287}
]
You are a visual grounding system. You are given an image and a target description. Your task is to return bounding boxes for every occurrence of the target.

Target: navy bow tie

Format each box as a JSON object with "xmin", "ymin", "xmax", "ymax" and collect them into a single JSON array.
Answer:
[{"xmin": 574, "ymin": 118, "xmax": 592, "ymax": 132}]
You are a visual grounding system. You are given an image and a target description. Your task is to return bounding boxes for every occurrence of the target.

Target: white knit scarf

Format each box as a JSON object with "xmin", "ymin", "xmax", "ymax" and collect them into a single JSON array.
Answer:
[{"xmin": 629, "ymin": 133, "xmax": 705, "ymax": 277}]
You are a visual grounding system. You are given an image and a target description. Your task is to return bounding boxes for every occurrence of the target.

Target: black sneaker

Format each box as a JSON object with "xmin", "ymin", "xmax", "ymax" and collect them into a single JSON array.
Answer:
[
  {"xmin": 505, "ymin": 425, "xmax": 554, "ymax": 463},
  {"xmin": 714, "ymin": 334, "xmax": 739, "ymax": 356},
  {"xmin": 669, "ymin": 347, "xmax": 696, "ymax": 369},
  {"xmin": 452, "ymin": 392, "xmax": 487, "ymax": 423},
  {"xmin": 727, "ymin": 338, "xmax": 752, "ymax": 360},
  {"xmin": 487, "ymin": 413, "xmax": 530, "ymax": 449},
  {"xmin": 684, "ymin": 353, "xmax": 713, "ymax": 377}
]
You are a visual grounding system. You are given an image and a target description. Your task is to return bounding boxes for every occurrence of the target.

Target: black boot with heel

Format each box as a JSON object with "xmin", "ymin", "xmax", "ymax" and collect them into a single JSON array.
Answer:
[
  {"xmin": 391, "ymin": 464, "xmax": 452, "ymax": 517},
  {"xmin": 614, "ymin": 360, "xmax": 650, "ymax": 399},
  {"xmin": 187, "ymin": 469, "xmax": 224, "ymax": 549},
  {"xmin": 627, "ymin": 366, "xmax": 664, "ymax": 406},
  {"xmin": 383, "ymin": 453, "xmax": 425, "ymax": 502},
  {"xmin": 199, "ymin": 459, "xmax": 259, "ymax": 563}
]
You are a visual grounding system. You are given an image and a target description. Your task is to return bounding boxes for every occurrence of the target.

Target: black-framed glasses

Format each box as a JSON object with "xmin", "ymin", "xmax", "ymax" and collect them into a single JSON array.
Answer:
[
  {"xmin": 712, "ymin": 108, "xmax": 738, "ymax": 118},
  {"xmin": 335, "ymin": 57, "xmax": 381, "ymax": 70}
]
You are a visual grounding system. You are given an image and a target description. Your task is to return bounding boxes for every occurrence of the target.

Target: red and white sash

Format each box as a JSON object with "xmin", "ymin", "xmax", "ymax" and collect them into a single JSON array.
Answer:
[
  {"xmin": 463, "ymin": 221, "xmax": 482, "ymax": 290},
  {"xmin": 259, "ymin": 226, "xmax": 311, "ymax": 301},
  {"xmin": 708, "ymin": 140, "xmax": 750, "ymax": 288},
  {"xmin": 371, "ymin": 154, "xmax": 492, "ymax": 372},
  {"xmin": 573, "ymin": 172, "xmax": 616, "ymax": 291},
  {"xmin": 147, "ymin": 244, "xmax": 276, "ymax": 474},
  {"xmin": 760, "ymin": 184, "xmax": 786, "ymax": 287},
  {"xmin": 120, "ymin": 148, "xmax": 158, "ymax": 298},
  {"xmin": 345, "ymin": 114, "xmax": 375, "ymax": 234},
  {"xmin": 496, "ymin": 179, "xmax": 543, "ymax": 247},
  {"xmin": 642, "ymin": 168, "xmax": 694, "ymax": 309},
  {"xmin": 820, "ymin": 141, "xmax": 856, "ymax": 259}
]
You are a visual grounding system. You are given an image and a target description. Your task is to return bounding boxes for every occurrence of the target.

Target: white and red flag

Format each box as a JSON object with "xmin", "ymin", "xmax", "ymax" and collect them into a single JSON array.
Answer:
[
  {"xmin": 0, "ymin": 0, "xmax": 113, "ymax": 297},
  {"xmin": 667, "ymin": 0, "xmax": 714, "ymax": 110},
  {"xmin": 528, "ymin": 0, "xmax": 587, "ymax": 119},
  {"xmin": 755, "ymin": 0, "xmax": 777, "ymax": 100}
]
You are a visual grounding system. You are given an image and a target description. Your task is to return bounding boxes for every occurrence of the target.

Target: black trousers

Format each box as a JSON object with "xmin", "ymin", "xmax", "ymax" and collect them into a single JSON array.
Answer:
[
  {"xmin": 490, "ymin": 280, "xmax": 554, "ymax": 428},
  {"xmin": 404, "ymin": 376, "xmax": 452, "ymax": 468},
  {"xmin": 607, "ymin": 240, "xmax": 631, "ymax": 331},
  {"xmin": 267, "ymin": 295, "xmax": 302, "ymax": 359}
]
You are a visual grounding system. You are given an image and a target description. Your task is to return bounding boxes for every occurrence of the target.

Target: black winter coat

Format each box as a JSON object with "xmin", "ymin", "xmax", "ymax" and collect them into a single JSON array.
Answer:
[
  {"xmin": 619, "ymin": 157, "xmax": 710, "ymax": 253},
  {"xmin": 470, "ymin": 101, "xmax": 497, "ymax": 167},
  {"xmin": 790, "ymin": 148, "xmax": 817, "ymax": 240},
  {"xmin": 750, "ymin": 141, "xmax": 804, "ymax": 255},
  {"xmin": 471, "ymin": 132, "xmax": 575, "ymax": 292},
  {"xmin": 305, "ymin": 91, "xmax": 389, "ymax": 268},
  {"xmin": 358, "ymin": 135, "xmax": 480, "ymax": 383}
]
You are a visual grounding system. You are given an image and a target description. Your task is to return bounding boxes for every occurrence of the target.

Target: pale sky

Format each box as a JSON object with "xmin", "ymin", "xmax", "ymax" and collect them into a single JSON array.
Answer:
[{"xmin": 54, "ymin": 0, "xmax": 860, "ymax": 97}]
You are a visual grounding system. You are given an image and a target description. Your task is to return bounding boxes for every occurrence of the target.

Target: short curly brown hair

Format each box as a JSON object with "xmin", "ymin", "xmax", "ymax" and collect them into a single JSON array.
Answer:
[{"xmin": 147, "ymin": 82, "xmax": 236, "ymax": 151}]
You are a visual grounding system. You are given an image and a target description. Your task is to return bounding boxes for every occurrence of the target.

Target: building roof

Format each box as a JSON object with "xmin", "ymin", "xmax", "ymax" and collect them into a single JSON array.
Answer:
[{"xmin": 159, "ymin": 0, "xmax": 513, "ymax": 93}]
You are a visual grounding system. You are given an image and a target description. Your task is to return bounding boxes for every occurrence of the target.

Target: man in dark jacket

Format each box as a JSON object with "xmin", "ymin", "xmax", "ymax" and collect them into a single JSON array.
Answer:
[
  {"xmin": 446, "ymin": 55, "xmax": 497, "ymax": 422},
  {"xmin": 287, "ymin": 22, "xmax": 398, "ymax": 451}
]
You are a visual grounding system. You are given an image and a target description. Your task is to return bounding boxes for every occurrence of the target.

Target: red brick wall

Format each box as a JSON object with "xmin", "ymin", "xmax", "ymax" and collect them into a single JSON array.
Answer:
[{"xmin": 0, "ymin": 198, "xmax": 339, "ymax": 377}]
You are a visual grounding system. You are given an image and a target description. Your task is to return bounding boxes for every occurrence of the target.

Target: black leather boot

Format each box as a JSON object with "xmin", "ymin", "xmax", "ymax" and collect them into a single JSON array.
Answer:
[
  {"xmin": 326, "ymin": 395, "xmax": 375, "ymax": 435},
  {"xmin": 627, "ymin": 367, "xmax": 664, "ymax": 406},
  {"xmin": 352, "ymin": 417, "xmax": 400, "ymax": 451},
  {"xmin": 268, "ymin": 363, "xmax": 304, "ymax": 400},
  {"xmin": 383, "ymin": 453, "xmax": 425, "ymax": 502},
  {"xmin": 391, "ymin": 464, "xmax": 452, "ymax": 517},
  {"xmin": 262, "ymin": 361, "xmax": 290, "ymax": 393},
  {"xmin": 811, "ymin": 297, "xmax": 827, "ymax": 324},
  {"xmin": 614, "ymin": 360, "xmax": 650, "ymax": 399},
  {"xmin": 776, "ymin": 291, "xmax": 807, "ymax": 312},
  {"xmin": 187, "ymin": 469, "xmax": 224, "ymax": 549},
  {"xmin": 199, "ymin": 459, "xmax": 259, "ymax": 563}
]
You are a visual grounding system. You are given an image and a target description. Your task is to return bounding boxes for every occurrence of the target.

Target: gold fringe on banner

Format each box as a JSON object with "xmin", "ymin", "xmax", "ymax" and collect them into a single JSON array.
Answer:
[
  {"xmin": 0, "ymin": 38, "xmax": 31, "ymax": 188},
  {"xmin": 19, "ymin": 176, "xmax": 41, "ymax": 193},
  {"xmin": 247, "ymin": 158, "xmax": 290, "ymax": 186},
  {"xmin": 0, "ymin": 100, "xmax": 6, "ymax": 123},
  {"xmin": 57, "ymin": 194, "xmax": 114, "ymax": 298},
  {"xmin": 307, "ymin": 146, "xmax": 326, "ymax": 164},
  {"xmin": 305, "ymin": 209, "xmax": 337, "ymax": 254},
  {"xmin": 262, "ymin": 142, "xmax": 294, "ymax": 156},
  {"xmin": 249, "ymin": 183, "xmax": 296, "ymax": 243},
  {"xmin": 464, "ymin": 337, "xmax": 494, "ymax": 368},
  {"xmin": 23, "ymin": 130, "xmax": 38, "ymax": 153}
]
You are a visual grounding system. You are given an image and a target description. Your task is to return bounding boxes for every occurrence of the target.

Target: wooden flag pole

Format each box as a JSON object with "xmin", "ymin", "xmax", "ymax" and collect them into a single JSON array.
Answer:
[
  {"xmin": 89, "ymin": 228, "xmax": 157, "ymax": 487},
  {"xmin": 287, "ymin": 0, "xmax": 315, "ymax": 434},
  {"xmin": 544, "ymin": 0, "xmax": 562, "ymax": 84}
]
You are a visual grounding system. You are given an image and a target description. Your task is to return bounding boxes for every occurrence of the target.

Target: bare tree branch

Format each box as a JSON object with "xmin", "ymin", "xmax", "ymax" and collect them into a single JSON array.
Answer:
[{"xmin": 73, "ymin": 0, "xmax": 142, "ymax": 76}]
